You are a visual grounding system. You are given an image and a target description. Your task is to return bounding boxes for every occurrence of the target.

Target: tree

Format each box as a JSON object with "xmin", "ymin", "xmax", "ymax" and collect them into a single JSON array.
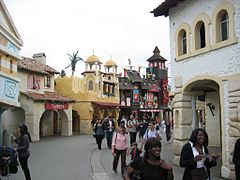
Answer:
[{"xmin": 65, "ymin": 51, "xmax": 84, "ymax": 75}]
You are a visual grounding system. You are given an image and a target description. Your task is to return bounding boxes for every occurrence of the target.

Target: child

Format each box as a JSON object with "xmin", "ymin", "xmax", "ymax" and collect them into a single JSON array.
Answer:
[{"xmin": 130, "ymin": 142, "xmax": 142, "ymax": 160}]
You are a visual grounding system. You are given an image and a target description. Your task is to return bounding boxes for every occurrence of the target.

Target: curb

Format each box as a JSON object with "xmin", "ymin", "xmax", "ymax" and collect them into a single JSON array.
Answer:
[{"xmin": 91, "ymin": 148, "xmax": 111, "ymax": 180}]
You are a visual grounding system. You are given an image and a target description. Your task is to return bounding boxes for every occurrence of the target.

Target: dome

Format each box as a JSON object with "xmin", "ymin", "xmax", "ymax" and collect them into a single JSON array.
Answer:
[
  {"xmin": 105, "ymin": 59, "xmax": 117, "ymax": 67},
  {"xmin": 85, "ymin": 55, "xmax": 101, "ymax": 63}
]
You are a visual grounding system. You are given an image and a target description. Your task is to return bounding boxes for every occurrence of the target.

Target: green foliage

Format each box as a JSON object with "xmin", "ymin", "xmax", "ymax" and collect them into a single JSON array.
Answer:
[{"xmin": 65, "ymin": 51, "xmax": 84, "ymax": 75}]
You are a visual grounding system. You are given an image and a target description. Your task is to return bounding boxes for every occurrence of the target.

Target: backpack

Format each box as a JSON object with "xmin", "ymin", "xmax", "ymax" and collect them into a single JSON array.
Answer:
[{"xmin": 129, "ymin": 157, "xmax": 144, "ymax": 180}]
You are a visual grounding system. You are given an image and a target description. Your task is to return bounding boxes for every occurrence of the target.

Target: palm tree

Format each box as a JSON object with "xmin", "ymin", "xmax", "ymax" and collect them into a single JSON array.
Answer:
[{"xmin": 65, "ymin": 51, "xmax": 84, "ymax": 75}]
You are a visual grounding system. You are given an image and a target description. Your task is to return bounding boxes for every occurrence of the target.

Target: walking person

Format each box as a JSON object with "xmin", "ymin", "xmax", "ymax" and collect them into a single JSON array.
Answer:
[
  {"xmin": 93, "ymin": 119, "xmax": 105, "ymax": 150},
  {"xmin": 105, "ymin": 116, "xmax": 115, "ymax": 149},
  {"xmin": 140, "ymin": 121, "xmax": 161, "ymax": 151},
  {"xmin": 12, "ymin": 124, "xmax": 32, "ymax": 180},
  {"xmin": 180, "ymin": 128, "xmax": 219, "ymax": 180},
  {"xmin": 123, "ymin": 137, "xmax": 173, "ymax": 180},
  {"xmin": 233, "ymin": 137, "xmax": 240, "ymax": 180},
  {"xmin": 127, "ymin": 114, "xmax": 138, "ymax": 146},
  {"xmin": 130, "ymin": 142, "xmax": 142, "ymax": 160},
  {"xmin": 112, "ymin": 124, "xmax": 128, "ymax": 174}
]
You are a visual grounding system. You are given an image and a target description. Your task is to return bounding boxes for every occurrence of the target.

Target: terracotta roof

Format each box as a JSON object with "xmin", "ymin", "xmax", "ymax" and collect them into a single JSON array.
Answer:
[
  {"xmin": 18, "ymin": 57, "xmax": 59, "ymax": 75},
  {"xmin": 151, "ymin": 0, "xmax": 185, "ymax": 17},
  {"xmin": 21, "ymin": 91, "xmax": 74, "ymax": 103},
  {"xmin": 92, "ymin": 101, "xmax": 121, "ymax": 107},
  {"xmin": 147, "ymin": 46, "xmax": 167, "ymax": 62}
]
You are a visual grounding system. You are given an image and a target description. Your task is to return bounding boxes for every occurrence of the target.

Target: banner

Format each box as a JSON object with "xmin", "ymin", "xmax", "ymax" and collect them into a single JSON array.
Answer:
[
  {"xmin": 162, "ymin": 79, "xmax": 169, "ymax": 105},
  {"xmin": 133, "ymin": 89, "xmax": 139, "ymax": 103},
  {"xmin": 45, "ymin": 103, "xmax": 69, "ymax": 110}
]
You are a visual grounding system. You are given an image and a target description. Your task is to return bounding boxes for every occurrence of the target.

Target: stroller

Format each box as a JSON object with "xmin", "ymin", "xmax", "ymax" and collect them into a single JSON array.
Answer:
[{"xmin": 0, "ymin": 146, "xmax": 18, "ymax": 179}]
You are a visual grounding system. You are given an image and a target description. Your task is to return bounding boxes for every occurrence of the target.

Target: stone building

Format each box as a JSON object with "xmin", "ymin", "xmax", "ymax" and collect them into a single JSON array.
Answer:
[
  {"xmin": 152, "ymin": 0, "xmax": 240, "ymax": 179},
  {"xmin": 55, "ymin": 54, "xmax": 120, "ymax": 134},
  {"xmin": 0, "ymin": 0, "xmax": 23, "ymax": 144},
  {"xmin": 2, "ymin": 54, "xmax": 74, "ymax": 142}
]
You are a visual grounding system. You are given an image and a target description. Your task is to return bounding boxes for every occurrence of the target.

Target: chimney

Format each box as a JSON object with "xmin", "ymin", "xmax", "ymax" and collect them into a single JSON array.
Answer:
[{"xmin": 32, "ymin": 53, "xmax": 46, "ymax": 65}]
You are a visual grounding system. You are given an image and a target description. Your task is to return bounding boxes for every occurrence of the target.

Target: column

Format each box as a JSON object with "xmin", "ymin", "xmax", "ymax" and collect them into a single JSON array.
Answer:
[{"xmin": 192, "ymin": 96, "xmax": 197, "ymax": 129}]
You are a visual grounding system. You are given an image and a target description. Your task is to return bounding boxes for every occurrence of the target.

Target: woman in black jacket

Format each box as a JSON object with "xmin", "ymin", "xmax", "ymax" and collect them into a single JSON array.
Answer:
[
  {"xmin": 13, "ymin": 124, "xmax": 32, "ymax": 180},
  {"xmin": 233, "ymin": 138, "xmax": 240, "ymax": 180},
  {"xmin": 180, "ymin": 128, "xmax": 218, "ymax": 180}
]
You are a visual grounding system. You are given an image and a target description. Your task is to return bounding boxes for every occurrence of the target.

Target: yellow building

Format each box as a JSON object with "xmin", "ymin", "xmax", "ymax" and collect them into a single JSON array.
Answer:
[{"xmin": 55, "ymin": 54, "xmax": 120, "ymax": 134}]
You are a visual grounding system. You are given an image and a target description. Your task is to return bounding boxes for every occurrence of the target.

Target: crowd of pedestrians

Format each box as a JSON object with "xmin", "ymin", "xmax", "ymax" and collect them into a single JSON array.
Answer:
[{"xmin": 90, "ymin": 114, "xmax": 240, "ymax": 180}]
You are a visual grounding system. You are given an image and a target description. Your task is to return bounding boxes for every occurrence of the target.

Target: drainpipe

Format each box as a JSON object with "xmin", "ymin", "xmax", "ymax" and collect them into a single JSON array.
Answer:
[{"xmin": 192, "ymin": 96, "xmax": 197, "ymax": 129}]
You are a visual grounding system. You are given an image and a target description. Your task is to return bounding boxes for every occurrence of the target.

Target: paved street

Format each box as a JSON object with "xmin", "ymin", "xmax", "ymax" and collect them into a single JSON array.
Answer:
[{"xmin": 4, "ymin": 133, "xmax": 225, "ymax": 180}]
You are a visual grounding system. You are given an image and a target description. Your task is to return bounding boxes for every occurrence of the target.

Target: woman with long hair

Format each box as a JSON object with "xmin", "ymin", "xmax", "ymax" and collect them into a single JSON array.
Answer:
[
  {"xmin": 13, "ymin": 124, "xmax": 32, "ymax": 180},
  {"xmin": 180, "ymin": 128, "xmax": 219, "ymax": 180},
  {"xmin": 123, "ymin": 137, "xmax": 173, "ymax": 180},
  {"xmin": 112, "ymin": 124, "xmax": 128, "ymax": 174}
]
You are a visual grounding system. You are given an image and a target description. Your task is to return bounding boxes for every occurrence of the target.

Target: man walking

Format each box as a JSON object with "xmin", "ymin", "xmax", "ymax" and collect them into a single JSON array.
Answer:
[
  {"xmin": 127, "ymin": 114, "xmax": 138, "ymax": 146},
  {"xmin": 105, "ymin": 116, "xmax": 115, "ymax": 149}
]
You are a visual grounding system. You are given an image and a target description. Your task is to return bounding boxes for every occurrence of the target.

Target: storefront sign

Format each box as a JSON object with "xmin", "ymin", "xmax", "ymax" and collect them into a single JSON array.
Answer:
[{"xmin": 45, "ymin": 103, "xmax": 69, "ymax": 110}]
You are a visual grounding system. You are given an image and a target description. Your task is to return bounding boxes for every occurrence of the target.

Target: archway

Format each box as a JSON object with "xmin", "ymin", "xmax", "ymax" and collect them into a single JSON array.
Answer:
[
  {"xmin": 2, "ymin": 107, "xmax": 25, "ymax": 136},
  {"xmin": 72, "ymin": 110, "xmax": 80, "ymax": 134},
  {"xmin": 183, "ymin": 79, "xmax": 222, "ymax": 176}
]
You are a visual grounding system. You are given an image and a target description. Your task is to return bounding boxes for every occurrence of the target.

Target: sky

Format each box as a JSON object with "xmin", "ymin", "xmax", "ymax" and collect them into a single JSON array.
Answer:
[{"xmin": 5, "ymin": 0, "xmax": 170, "ymax": 77}]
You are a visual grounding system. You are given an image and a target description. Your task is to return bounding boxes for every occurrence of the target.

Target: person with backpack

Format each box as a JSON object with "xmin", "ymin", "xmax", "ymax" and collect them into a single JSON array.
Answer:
[
  {"xmin": 127, "ymin": 114, "xmax": 139, "ymax": 146},
  {"xmin": 93, "ymin": 119, "xmax": 105, "ymax": 150},
  {"xmin": 123, "ymin": 137, "xmax": 173, "ymax": 180},
  {"xmin": 12, "ymin": 124, "xmax": 32, "ymax": 180},
  {"xmin": 140, "ymin": 121, "xmax": 161, "ymax": 151},
  {"xmin": 112, "ymin": 124, "xmax": 128, "ymax": 175}
]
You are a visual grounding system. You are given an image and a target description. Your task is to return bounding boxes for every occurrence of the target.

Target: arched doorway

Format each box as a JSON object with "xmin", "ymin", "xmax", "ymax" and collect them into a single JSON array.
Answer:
[
  {"xmin": 40, "ymin": 110, "xmax": 61, "ymax": 137},
  {"xmin": 183, "ymin": 79, "xmax": 222, "ymax": 176},
  {"xmin": 72, "ymin": 110, "xmax": 80, "ymax": 134}
]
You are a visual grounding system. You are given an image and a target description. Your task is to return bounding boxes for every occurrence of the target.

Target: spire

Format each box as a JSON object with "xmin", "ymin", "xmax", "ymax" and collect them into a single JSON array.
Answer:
[{"xmin": 153, "ymin": 46, "xmax": 160, "ymax": 54}]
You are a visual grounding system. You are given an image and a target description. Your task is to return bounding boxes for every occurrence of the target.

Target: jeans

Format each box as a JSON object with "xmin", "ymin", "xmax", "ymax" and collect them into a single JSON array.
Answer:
[
  {"xmin": 112, "ymin": 148, "xmax": 127, "ymax": 174},
  {"xmin": 129, "ymin": 131, "xmax": 137, "ymax": 146},
  {"xmin": 106, "ymin": 131, "xmax": 114, "ymax": 148},
  {"xmin": 95, "ymin": 135, "xmax": 104, "ymax": 150},
  {"xmin": 19, "ymin": 155, "xmax": 31, "ymax": 180}
]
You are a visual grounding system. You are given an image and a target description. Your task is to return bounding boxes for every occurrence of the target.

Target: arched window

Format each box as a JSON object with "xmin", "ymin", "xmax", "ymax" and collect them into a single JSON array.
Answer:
[
  {"xmin": 220, "ymin": 11, "xmax": 229, "ymax": 41},
  {"xmin": 212, "ymin": 1, "xmax": 236, "ymax": 49},
  {"xmin": 195, "ymin": 21, "xmax": 206, "ymax": 50},
  {"xmin": 178, "ymin": 29, "xmax": 187, "ymax": 55},
  {"xmin": 88, "ymin": 80, "xmax": 93, "ymax": 91}
]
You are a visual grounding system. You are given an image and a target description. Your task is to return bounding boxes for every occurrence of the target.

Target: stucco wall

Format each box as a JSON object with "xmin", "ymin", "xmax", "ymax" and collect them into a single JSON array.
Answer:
[{"xmin": 169, "ymin": 0, "xmax": 240, "ymax": 90}]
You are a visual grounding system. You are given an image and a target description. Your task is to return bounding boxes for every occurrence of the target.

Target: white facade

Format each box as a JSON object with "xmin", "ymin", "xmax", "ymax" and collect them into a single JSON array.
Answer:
[{"xmin": 164, "ymin": 0, "xmax": 240, "ymax": 179}]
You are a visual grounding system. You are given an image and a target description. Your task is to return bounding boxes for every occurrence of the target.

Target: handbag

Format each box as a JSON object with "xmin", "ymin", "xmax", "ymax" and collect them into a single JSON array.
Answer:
[{"xmin": 191, "ymin": 167, "xmax": 208, "ymax": 180}]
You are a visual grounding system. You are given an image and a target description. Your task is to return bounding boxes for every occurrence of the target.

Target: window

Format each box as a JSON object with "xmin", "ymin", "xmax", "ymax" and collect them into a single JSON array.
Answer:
[
  {"xmin": 44, "ymin": 76, "xmax": 51, "ymax": 88},
  {"xmin": 178, "ymin": 29, "xmax": 187, "ymax": 55},
  {"xmin": 212, "ymin": 1, "xmax": 236, "ymax": 49},
  {"xmin": 175, "ymin": 23, "xmax": 190, "ymax": 60},
  {"xmin": 10, "ymin": 60, "xmax": 13, "ymax": 73},
  {"xmin": 195, "ymin": 21, "xmax": 206, "ymax": 50},
  {"xmin": 88, "ymin": 80, "xmax": 93, "ymax": 91},
  {"xmin": 220, "ymin": 11, "xmax": 229, "ymax": 41},
  {"xmin": 28, "ymin": 74, "xmax": 40, "ymax": 90}
]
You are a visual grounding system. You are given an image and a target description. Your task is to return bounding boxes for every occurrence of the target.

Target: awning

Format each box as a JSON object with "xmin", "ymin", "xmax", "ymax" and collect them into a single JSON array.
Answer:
[
  {"xmin": 149, "ymin": 84, "xmax": 160, "ymax": 92},
  {"xmin": 92, "ymin": 102, "xmax": 122, "ymax": 107}
]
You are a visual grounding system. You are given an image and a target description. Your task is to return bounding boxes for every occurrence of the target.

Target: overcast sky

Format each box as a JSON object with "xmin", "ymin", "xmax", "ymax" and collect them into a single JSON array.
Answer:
[{"xmin": 5, "ymin": 0, "xmax": 169, "ymax": 77}]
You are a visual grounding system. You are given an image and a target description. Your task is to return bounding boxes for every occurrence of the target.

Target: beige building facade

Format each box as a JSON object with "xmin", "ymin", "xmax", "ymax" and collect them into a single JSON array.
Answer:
[{"xmin": 55, "ymin": 54, "xmax": 120, "ymax": 134}]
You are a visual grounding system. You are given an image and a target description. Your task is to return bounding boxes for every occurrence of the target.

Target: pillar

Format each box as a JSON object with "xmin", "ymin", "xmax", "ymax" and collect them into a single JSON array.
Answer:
[{"xmin": 192, "ymin": 96, "xmax": 197, "ymax": 129}]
